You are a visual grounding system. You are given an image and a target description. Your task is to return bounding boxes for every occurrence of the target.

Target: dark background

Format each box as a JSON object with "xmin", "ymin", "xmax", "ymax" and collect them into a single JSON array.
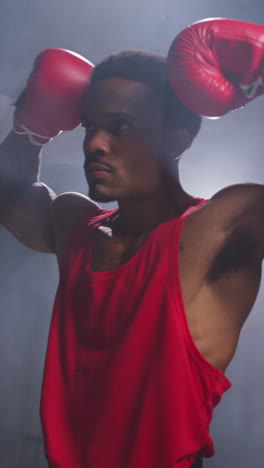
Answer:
[{"xmin": 0, "ymin": 1, "xmax": 264, "ymax": 467}]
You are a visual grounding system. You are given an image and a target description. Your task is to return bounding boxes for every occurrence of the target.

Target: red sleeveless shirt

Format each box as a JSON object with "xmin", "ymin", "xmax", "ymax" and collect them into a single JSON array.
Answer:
[{"xmin": 40, "ymin": 198, "xmax": 231, "ymax": 468}]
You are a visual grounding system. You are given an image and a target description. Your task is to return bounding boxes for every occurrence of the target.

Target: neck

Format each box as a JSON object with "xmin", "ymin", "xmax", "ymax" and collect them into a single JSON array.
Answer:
[{"xmin": 113, "ymin": 179, "xmax": 193, "ymax": 238}]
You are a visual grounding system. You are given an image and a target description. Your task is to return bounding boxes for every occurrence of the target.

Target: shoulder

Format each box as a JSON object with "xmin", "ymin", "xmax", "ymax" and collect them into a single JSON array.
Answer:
[
  {"xmin": 52, "ymin": 191, "xmax": 100, "ymax": 257},
  {"xmin": 211, "ymin": 182, "xmax": 264, "ymax": 206},
  {"xmin": 53, "ymin": 191, "xmax": 99, "ymax": 215},
  {"xmin": 189, "ymin": 183, "xmax": 264, "ymax": 261},
  {"xmin": 191, "ymin": 183, "xmax": 264, "ymax": 228}
]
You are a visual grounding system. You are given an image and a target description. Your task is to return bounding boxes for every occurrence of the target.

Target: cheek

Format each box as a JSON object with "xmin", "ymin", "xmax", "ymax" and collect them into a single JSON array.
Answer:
[
  {"xmin": 120, "ymin": 156, "xmax": 162, "ymax": 191},
  {"xmin": 113, "ymin": 133, "xmax": 164, "ymax": 185},
  {"xmin": 130, "ymin": 142, "xmax": 163, "ymax": 174}
]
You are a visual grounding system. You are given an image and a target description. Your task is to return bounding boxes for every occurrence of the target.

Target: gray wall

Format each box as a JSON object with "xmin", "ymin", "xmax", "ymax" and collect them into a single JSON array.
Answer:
[{"xmin": 0, "ymin": 1, "xmax": 264, "ymax": 467}]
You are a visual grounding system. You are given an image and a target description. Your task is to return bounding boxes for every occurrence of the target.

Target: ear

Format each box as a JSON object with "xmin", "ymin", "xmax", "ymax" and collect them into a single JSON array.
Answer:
[{"xmin": 165, "ymin": 128, "xmax": 192, "ymax": 159}]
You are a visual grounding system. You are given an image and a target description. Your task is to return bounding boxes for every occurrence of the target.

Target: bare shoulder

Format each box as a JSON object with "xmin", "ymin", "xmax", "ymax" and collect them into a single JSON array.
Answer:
[
  {"xmin": 192, "ymin": 183, "xmax": 264, "ymax": 233},
  {"xmin": 53, "ymin": 191, "xmax": 99, "ymax": 219},
  {"xmin": 179, "ymin": 184, "xmax": 264, "ymax": 285},
  {"xmin": 52, "ymin": 191, "xmax": 100, "ymax": 257},
  {"xmin": 182, "ymin": 182, "xmax": 264, "ymax": 281},
  {"xmin": 180, "ymin": 184, "xmax": 264, "ymax": 370}
]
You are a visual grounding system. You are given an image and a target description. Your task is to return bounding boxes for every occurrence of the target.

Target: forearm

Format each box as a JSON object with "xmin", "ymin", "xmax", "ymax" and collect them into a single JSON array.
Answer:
[
  {"xmin": 0, "ymin": 130, "xmax": 42, "ymax": 190},
  {"xmin": 0, "ymin": 131, "xmax": 56, "ymax": 250}
]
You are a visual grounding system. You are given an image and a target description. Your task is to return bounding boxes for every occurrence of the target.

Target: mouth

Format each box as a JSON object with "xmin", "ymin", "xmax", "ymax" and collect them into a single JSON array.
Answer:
[{"xmin": 85, "ymin": 162, "xmax": 112, "ymax": 178}]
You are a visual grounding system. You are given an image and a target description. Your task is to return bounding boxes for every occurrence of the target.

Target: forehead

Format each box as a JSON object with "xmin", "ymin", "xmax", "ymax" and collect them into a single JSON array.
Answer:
[{"xmin": 84, "ymin": 78, "xmax": 161, "ymax": 118}]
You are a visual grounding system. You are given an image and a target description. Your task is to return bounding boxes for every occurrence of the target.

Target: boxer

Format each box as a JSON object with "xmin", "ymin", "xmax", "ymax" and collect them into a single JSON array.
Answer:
[{"xmin": 0, "ymin": 18, "xmax": 264, "ymax": 468}]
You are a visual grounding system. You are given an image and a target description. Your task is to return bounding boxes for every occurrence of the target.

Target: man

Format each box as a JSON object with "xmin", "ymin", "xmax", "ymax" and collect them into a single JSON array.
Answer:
[{"xmin": 0, "ymin": 17, "xmax": 264, "ymax": 468}]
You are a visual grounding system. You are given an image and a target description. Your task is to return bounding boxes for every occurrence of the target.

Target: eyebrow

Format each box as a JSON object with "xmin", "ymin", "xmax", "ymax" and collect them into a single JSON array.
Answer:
[{"xmin": 80, "ymin": 111, "xmax": 134, "ymax": 124}]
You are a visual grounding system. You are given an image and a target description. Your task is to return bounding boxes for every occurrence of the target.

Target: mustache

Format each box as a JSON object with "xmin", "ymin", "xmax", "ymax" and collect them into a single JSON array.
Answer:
[{"xmin": 83, "ymin": 155, "xmax": 114, "ymax": 172}]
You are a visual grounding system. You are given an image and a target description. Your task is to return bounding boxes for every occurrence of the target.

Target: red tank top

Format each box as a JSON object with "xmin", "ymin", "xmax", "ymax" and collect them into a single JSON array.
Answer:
[{"xmin": 40, "ymin": 198, "xmax": 231, "ymax": 468}]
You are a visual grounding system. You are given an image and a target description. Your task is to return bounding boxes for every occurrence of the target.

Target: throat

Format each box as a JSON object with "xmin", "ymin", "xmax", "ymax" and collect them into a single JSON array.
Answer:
[
  {"xmin": 91, "ymin": 220, "xmax": 151, "ymax": 272},
  {"xmin": 90, "ymin": 192, "xmax": 193, "ymax": 272},
  {"xmin": 96, "ymin": 211, "xmax": 159, "ymax": 239},
  {"xmin": 115, "ymin": 190, "xmax": 194, "ymax": 237}
]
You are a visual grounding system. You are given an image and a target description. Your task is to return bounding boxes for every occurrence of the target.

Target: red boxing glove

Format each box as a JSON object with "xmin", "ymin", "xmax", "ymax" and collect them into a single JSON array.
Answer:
[
  {"xmin": 14, "ymin": 49, "xmax": 94, "ymax": 145},
  {"xmin": 167, "ymin": 18, "xmax": 264, "ymax": 117}
]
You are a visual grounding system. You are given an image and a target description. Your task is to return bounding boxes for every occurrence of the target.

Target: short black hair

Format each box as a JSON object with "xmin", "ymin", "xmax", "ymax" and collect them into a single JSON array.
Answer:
[{"xmin": 90, "ymin": 50, "xmax": 202, "ymax": 143}]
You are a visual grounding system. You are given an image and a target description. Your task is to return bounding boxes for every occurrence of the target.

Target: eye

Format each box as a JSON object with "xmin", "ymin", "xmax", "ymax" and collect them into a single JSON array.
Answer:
[
  {"xmin": 110, "ymin": 119, "xmax": 131, "ymax": 136},
  {"xmin": 80, "ymin": 117, "xmax": 96, "ymax": 137},
  {"xmin": 84, "ymin": 124, "xmax": 96, "ymax": 140}
]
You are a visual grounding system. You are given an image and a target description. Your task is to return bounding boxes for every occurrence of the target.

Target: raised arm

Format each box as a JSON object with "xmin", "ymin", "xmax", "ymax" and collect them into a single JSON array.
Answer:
[
  {"xmin": 167, "ymin": 18, "xmax": 264, "ymax": 260},
  {"xmin": 0, "ymin": 131, "xmax": 57, "ymax": 252},
  {"xmin": 0, "ymin": 48, "xmax": 95, "ymax": 253}
]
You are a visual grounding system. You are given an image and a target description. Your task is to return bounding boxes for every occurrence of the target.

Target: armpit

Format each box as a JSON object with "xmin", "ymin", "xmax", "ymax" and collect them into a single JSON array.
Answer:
[{"xmin": 208, "ymin": 225, "xmax": 261, "ymax": 282}]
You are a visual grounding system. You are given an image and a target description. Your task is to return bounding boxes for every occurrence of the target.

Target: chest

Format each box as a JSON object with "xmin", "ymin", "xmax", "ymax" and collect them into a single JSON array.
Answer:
[
  {"xmin": 79, "ymin": 212, "xmax": 254, "ymax": 303},
  {"xmin": 67, "ymin": 216, "xmax": 260, "ymax": 373}
]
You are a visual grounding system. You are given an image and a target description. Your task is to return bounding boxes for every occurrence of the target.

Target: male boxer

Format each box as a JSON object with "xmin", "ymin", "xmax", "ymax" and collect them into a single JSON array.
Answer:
[{"xmin": 0, "ymin": 18, "xmax": 264, "ymax": 468}]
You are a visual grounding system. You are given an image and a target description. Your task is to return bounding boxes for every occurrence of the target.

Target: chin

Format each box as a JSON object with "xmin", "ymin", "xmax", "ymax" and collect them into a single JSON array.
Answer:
[{"xmin": 89, "ymin": 188, "xmax": 117, "ymax": 203}]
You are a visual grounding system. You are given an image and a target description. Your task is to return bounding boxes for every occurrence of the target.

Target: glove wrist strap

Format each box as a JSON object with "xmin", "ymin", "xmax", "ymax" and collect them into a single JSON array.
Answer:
[{"xmin": 13, "ymin": 124, "xmax": 55, "ymax": 146}]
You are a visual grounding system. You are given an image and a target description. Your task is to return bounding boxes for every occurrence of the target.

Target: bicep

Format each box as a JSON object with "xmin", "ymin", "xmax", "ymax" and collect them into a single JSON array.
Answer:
[
  {"xmin": 0, "ymin": 182, "xmax": 56, "ymax": 253},
  {"xmin": 0, "ymin": 181, "xmax": 100, "ymax": 254}
]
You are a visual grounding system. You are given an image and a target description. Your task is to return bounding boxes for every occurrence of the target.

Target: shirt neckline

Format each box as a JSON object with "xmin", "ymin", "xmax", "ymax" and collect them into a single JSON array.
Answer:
[{"xmin": 85, "ymin": 198, "xmax": 204, "ymax": 279}]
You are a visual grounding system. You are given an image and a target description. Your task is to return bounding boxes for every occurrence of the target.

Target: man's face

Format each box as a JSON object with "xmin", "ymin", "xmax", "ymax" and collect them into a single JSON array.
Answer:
[{"xmin": 81, "ymin": 78, "xmax": 169, "ymax": 203}]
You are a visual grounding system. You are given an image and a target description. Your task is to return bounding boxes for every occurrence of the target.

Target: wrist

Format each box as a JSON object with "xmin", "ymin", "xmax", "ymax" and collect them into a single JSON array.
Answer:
[
  {"xmin": 13, "ymin": 124, "xmax": 53, "ymax": 146},
  {"xmin": 0, "ymin": 131, "xmax": 43, "ymax": 186}
]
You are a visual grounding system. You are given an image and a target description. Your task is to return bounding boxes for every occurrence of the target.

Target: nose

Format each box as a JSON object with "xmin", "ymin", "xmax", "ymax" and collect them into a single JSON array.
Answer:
[{"xmin": 83, "ymin": 128, "xmax": 111, "ymax": 157}]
